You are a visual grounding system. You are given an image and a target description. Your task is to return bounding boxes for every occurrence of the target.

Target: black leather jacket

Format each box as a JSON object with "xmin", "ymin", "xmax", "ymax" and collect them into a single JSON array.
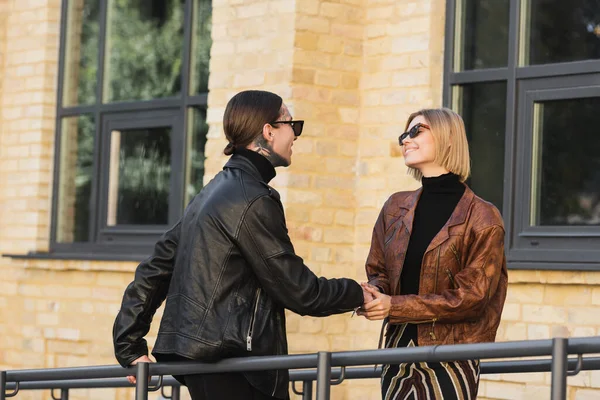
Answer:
[{"xmin": 113, "ymin": 154, "xmax": 364, "ymax": 398}]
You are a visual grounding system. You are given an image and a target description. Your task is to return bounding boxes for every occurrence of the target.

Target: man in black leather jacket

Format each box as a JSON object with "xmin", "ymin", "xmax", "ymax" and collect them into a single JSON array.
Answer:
[{"xmin": 113, "ymin": 90, "xmax": 369, "ymax": 400}]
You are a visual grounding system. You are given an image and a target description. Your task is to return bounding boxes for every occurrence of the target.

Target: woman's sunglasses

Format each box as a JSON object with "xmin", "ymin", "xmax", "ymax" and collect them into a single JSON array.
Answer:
[
  {"xmin": 271, "ymin": 120, "xmax": 304, "ymax": 137},
  {"xmin": 398, "ymin": 123, "xmax": 430, "ymax": 146}
]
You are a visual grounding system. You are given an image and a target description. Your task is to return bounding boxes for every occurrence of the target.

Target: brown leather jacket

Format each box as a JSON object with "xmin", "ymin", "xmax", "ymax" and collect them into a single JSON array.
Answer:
[{"xmin": 366, "ymin": 185, "xmax": 508, "ymax": 347}]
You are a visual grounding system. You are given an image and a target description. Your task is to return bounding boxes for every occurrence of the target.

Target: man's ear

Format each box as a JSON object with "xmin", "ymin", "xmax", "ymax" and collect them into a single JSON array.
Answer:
[{"xmin": 261, "ymin": 123, "xmax": 274, "ymax": 143}]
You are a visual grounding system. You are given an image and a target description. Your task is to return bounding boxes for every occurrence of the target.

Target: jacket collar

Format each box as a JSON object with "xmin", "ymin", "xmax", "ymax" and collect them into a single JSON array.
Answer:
[
  {"xmin": 401, "ymin": 184, "xmax": 475, "ymax": 253},
  {"xmin": 224, "ymin": 153, "xmax": 274, "ymax": 184},
  {"xmin": 224, "ymin": 155, "xmax": 282, "ymax": 203}
]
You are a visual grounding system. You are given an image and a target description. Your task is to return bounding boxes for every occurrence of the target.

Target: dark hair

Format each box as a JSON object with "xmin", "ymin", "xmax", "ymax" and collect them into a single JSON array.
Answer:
[{"xmin": 223, "ymin": 90, "xmax": 283, "ymax": 155}]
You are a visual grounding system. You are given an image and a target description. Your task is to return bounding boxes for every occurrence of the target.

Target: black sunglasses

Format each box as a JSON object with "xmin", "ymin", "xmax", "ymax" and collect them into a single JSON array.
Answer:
[
  {"xmin": 398, "ymin": 123, "xmax": 430, "ymax": 146},
  {"xmin": 271, "ymin": 120, "xmax": 304, "ymax": 137}
]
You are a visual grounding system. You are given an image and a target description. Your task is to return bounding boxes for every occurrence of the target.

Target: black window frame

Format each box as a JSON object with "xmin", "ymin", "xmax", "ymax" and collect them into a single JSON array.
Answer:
[
  {"xmin": 44, "ymin": 0, "xmax": 210, "ymax": 260},
  {"xmin": 443, "ymin": 0, "xmax": 600, "ymax": 271}
]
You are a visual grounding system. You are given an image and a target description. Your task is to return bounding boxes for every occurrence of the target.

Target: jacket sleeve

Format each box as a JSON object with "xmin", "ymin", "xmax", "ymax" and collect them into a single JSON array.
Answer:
[
  {"xmin": 365, "ymin": 206, "xmax": 390, "ymax": 294},
  {"xmin": 238, "ymin": 195, "xmax": 364, "ymax": 316},
  {"xmin": 388, "ymin": 224, "xmax": 505, "ymax": 324},
  {"xmin": 112, "ymin": 221, "xmax": 181, "ymax": 367}
]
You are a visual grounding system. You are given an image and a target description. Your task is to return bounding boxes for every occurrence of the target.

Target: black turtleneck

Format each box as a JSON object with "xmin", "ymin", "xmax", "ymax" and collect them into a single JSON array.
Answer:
[
  {"xmin": 401, "ymin": 172, "xmax": 465, "ymax": 296},
  {"xmin": 400, "ymin": 172, "xmax": 464, "ymax": 344},
  {"xmin": 234, "ymin": 148, "xmax": 276, "ymax": 183}
]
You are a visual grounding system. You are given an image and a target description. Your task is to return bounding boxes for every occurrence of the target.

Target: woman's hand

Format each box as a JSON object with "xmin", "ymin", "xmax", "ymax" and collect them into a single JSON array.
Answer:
[{"xmin": 358, "ymin": 283, "xmax": 391, "ymax": 320}]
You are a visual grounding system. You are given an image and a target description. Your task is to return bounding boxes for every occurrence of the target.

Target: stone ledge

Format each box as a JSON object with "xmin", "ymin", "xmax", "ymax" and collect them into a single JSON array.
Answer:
[
  {"xmin": 509, "ymin": 270, "xmax": 600, "ymax": 285},
  {"xmin": 1, "ymin": 255, "xmax": 137, "ymax": 273}
]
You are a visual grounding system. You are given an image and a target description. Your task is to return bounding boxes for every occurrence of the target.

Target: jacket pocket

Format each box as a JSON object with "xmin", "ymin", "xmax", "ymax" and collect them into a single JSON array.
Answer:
[
  {"xmin": 446, "ymin": 268, "xmax": 459, "ymax": 290},
  {"xmin": 161, "ymin": 294, "xmax": 207, "ymax": 337},
  {"xmin": 449, "ymin": 243, "xmax": 461, "ymax": 265}
]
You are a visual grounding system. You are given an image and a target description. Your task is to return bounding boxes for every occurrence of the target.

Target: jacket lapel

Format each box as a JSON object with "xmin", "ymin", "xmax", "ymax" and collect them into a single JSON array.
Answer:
[
  {"xmin": 400, "ymin": 188, "xmax": 422, "ymax": 237},
  {"xmin": 424, "ymin": 185, "xmax": 474, "ymax": 254}
]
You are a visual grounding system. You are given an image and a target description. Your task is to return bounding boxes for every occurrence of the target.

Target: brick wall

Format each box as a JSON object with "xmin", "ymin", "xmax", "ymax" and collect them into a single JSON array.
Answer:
[
  {"xmin": 476, "ymin": 270, "xmax": 600, "ymax": 400},
  {"xmin": 2, "ymin": 1, "xmax": 600, "ymax": 400},
  {"xmin": 204, "ymin": 0, "xmax": 296, "ymax": 179},
  {"xmin": 0, "ymin": 261, "xmax": 167, "ymax": 400},
  {"xmin": 0, "ymin": 0, "xmax": 60, "ymax": 255}
]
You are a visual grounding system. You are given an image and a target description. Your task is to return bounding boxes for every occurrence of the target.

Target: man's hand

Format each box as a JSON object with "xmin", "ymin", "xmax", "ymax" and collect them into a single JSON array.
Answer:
[
  {"xmin": 362, "ymin": 286, "xmax": 375, "ymax": 305},
  {"xmin": 127, "ymin": 355, "xmax": 153, "ymax": 384},
  {"xmin": 358, "ymin": 284, "xmax": 391, "ymax": 320}
]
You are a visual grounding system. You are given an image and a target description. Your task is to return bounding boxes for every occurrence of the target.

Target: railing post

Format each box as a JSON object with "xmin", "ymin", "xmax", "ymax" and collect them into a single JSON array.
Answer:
[
  {"xmin": 550, "ymin": 337, "xmax": 568, "ymax": 400},
  {"xmin": 316, "ymin": 352, "xmax": 331, "ymax": 400},
  {"xmin": 0, "ymin": 371, "xmax": 6, "ymax": 400},
  {"xmin": 171, "ymin": 385, "xmax": 180, "ymax": 400},
  {"xmin": 302, "ymin": 380, "xmax": 313, "ymax": 400},
  {"xmin": 135, "ymin": 362, "xmax": 149, "ymax": 400},
  {"xmin": 61, "ymin": 388, "xmax": 69, "ymax": 400}
]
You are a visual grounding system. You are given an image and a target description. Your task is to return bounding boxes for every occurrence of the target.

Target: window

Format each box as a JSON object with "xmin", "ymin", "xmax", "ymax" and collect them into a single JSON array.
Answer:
[
  {"xmin": 444, "ymin": 0, "xmax": 600, "ymax": 270},
  {"xmin": 50, "ymin": 0, "xmax": 211, "ymax": 259}
]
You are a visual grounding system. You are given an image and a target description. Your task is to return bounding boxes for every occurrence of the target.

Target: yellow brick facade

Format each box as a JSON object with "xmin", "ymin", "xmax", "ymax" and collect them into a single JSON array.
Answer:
[{"xmin": 0, "ymin": 1, "xmax": 599, "ymax": 399}]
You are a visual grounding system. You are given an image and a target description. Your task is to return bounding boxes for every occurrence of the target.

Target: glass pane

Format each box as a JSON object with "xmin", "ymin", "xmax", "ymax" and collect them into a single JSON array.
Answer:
[
  {"xmin": 523, "ymin": 0, "xmax": 600, "ymax": 65},
  {"xmin": 456, "ymin": 0, "xmax": 509, "ymax": 70},
  {"xmin": 56, "ymin": 115, "xmax": 95, "ymax": 242},
  {"xmin": 455, "ymin": 83, "xmax": 507, "ymax": 211},
  {"xmin": 190, "ymin": 0, "xmax": 212, "ymax": 94},
  {"xmin": 62, "ymin": 0, "xmax": 99, "ymax": 106},
  {"xmin": 531, "ymin": 97, "xmax": 600, "ymax": 226},
  {"xmin": 185, "ymin": 108, "xmax": 209, "ymax": 204},
  {"xmin": 107, "ymin": 127, "xmax": 171, "ymax": 226},
  {"xmin": 104, "ymin": 0, "xmax": 184, "ymax": 102}
]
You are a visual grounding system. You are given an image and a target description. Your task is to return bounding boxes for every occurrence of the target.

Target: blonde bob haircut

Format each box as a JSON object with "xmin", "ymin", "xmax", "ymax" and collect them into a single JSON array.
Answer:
[{"xmin": 404, "ymin": 107, "xmax": 471, "ymax": 183}]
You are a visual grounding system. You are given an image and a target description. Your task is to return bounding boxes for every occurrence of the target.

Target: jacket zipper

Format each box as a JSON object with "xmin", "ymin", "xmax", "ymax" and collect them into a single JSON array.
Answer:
[
  {"xmin": 446, "ymin": 268, "xmax": 458, "ymax": 289},
  {"xmin": 272, "ymin": 312, "xmax": 282, "ymax": 396},
  {"xmin": 418, "ymin": 249, "xmax": 441, "ymax": 340},
  {"xmin": 450, "ymin": 243, "xmax": 461, "ymax": 264},
  {"xmin": 434, "ymin": 247, "xmax": 441, "ymax": 294},
  {"xmin": 430, "ymin": 318, "xmax": 437, "ymax": 340},
  {"xmin": 246, "ymin": 288, "xmax": 261, "ymax": 351}
]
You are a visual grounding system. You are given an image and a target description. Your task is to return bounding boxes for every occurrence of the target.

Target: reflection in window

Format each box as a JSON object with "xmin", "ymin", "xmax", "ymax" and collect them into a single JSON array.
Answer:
[
  {"xmin": 185, "ymin": 108, "xmax": 209, "ymax": 204},
  {"xmin": 454, "ymin": 83, "xmax": 507, "ymax": 211},
  {"xmin": 456, "ymin": 0, "xmax": 509, "ymax": 70},
  {"xmin": 104, "ymin": 0, "xmax": 184, "ymax": 102},
  {"xmin": 56, "ymin": 115, "xmax": 95, "ymax": 242},
  {"xmin": 523, "ymin": 0, "xmax": 600, "ymax": 65},
  {"xmin": 63, "ymin": 0, "xmax": 99, "ymax": 106},
  {"xmin": 107, "ymin": 127, "xmax": 171, "ymax": 225},
  {"xmin": 190, "ymin": 0, "xmax": 212, "ymax": 94},
  {"xmin": 531, "ymin": 98, "xmax": 600, "ymax": 225}
]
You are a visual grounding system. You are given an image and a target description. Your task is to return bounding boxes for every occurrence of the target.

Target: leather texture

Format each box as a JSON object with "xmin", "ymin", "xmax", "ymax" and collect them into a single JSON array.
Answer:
[
  {"xmin": 366, "ymin": 185, "xmax": 508, "ymax": 347},
  {"xmin": 113, "ymin": 154, "xmax": 364, "ymax": 398}
]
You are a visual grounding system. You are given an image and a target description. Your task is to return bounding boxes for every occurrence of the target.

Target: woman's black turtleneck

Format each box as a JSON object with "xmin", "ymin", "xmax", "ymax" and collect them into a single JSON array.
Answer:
[
  {"xmin": 401, "ymin": 172, "xmax": 465, "ymax": 295},
  {"xmin": 234, "ymin": 148, "xmax": 276, "ymax": 183},
  {"xmin": 400, "ymin": 172, "xmax": 465, "ymax": 344}
]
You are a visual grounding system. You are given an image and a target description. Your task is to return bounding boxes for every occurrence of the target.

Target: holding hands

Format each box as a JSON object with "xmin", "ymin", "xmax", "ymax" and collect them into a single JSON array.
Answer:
[{"xmin": 357, "ymin": 283, "xmax": 391, "ymax": 320}]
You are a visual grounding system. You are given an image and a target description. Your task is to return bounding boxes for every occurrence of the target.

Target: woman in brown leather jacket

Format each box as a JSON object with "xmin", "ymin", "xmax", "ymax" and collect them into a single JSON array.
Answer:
[{"xmin": 359, "ymin": 107, "xmax": 508, "ymax": 399}]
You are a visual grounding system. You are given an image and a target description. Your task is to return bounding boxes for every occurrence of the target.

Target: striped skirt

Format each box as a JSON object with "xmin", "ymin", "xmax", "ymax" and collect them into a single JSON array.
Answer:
[{"xmin": 381, "ymin": 324, "xmax": 480, "ymax": 400}]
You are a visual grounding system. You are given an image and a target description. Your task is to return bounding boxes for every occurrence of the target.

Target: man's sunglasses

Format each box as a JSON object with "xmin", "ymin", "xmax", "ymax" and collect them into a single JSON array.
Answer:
[
  {"xmin": 398, "ymin": 123, "xmax": 430, "ymax": 146},
  {"xmin": 271, "ymin": 120, "xmax": 304, "ymax": 137}
]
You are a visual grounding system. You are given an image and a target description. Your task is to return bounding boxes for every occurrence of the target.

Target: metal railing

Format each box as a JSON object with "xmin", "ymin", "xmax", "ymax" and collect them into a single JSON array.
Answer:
[{"xmin": 2, "ymin": 336, "xmax": 600, "ymax": 400}]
